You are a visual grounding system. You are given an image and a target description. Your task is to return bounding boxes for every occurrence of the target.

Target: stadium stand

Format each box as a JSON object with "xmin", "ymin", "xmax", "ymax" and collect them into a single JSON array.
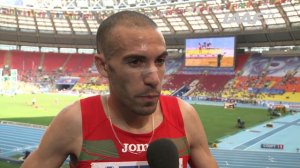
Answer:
[
  {"xmin": 42, "ymin": 52, "xmax": 69, "ymax": 72},
  {"xmin": 10, "ymin": 50, "xmax": 41, "ymax": 71},
  {"xmin": 2, "ymin": 48, "xmax": 299, "ymax": 103},
  {"xmin": 234, "ymin": 53, "xmax": 251, "ymax": 72},
  {"xmin": 0, "ymin": 50, "xmax": 7, "ymax": 68},
  {"xmin": 64, "ymin": 53, "xmax": 94, "ymax": 73},
  {"xmin": 223, "ymin": 54, "xmax": 300, "ymax": 102}
]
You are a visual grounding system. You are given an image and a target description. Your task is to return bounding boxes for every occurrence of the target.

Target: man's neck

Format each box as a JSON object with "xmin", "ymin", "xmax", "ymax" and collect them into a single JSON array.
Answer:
[{"xmin": 103, "ymin": 95, "xmax": 159, "ymax": 134}]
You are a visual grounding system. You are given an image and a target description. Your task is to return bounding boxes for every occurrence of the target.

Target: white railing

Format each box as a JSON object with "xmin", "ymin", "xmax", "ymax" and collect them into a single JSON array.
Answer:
[{"xmin": 0, "ymin": 120, "xmax": 48, "ymax": 129}]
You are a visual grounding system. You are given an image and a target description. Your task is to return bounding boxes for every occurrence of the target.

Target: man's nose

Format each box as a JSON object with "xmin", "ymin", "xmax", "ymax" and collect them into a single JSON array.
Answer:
[{"xmin": 142, "ymin": 66, "xmax": 160, "ymax": 88}]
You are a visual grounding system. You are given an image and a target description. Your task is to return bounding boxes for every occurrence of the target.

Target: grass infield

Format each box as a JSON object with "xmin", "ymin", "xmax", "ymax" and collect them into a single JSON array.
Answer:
[{"xmin": 0, "ymin": 93, "xmax": 271, "ymax": 144}]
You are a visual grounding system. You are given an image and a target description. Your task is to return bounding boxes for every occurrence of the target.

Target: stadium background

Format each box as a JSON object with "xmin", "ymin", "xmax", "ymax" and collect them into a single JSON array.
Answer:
[{"xmin": 0, "ymin": 0, "xmax": 300, "ymax": 167}]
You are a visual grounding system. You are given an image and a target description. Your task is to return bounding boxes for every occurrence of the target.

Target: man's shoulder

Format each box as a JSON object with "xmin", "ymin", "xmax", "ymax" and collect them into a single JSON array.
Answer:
[
  {"xmin": 160, "ymin": 95, "xmax": 192, "ymax": 108},
  {"xmin": 166, "ymin": 97, "xmax": 197, "ymax": 118},
  {"xmin": 59, "ymin": 100, "xmax": 81, "ymax": 120}
]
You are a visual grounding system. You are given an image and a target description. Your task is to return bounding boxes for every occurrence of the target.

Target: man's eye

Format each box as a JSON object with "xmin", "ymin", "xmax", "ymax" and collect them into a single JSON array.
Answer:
[
  {"xmin": 128, "ymin": 58, "xmax": 144, "ymax": 66},
  {"xmin": 155, "ymin": 58, "xmax": 165, "ymax": 66}
]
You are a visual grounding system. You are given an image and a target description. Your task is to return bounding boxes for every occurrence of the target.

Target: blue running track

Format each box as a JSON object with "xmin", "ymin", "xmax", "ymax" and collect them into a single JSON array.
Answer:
[{"xmin": 1, "ymin": 113, "xmax": 300, "ymax": 167}]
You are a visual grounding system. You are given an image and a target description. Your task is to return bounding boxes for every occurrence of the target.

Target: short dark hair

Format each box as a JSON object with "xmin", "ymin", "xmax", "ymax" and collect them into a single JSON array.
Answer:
[{"xmin": 96, "ymin": 11, "xmax": 158, "ymax": 58}]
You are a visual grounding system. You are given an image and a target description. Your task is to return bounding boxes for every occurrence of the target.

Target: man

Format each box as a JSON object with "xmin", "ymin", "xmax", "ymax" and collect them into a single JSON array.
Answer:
[{"xmin": 21, "ymin": 11, "xmax": 218, "ymax": 168}]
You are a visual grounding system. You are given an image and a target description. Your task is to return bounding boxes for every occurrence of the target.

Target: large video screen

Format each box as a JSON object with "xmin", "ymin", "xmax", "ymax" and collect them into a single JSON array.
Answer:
[{"xmin": 185, "ymin": 36, "xmax": 235, "ymax": 67}]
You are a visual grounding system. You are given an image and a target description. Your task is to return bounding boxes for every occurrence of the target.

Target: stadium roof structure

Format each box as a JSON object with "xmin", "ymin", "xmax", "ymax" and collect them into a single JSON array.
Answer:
[{"xmin": 0, "ymin": 0, "xmax": 300, "ymax": 49}]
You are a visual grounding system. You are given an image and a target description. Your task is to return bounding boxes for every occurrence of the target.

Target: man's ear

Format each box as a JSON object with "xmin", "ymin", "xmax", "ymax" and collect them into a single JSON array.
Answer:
[{"xmin": 95, "ymin": 53, "xmax": 108, "ymax": 78}]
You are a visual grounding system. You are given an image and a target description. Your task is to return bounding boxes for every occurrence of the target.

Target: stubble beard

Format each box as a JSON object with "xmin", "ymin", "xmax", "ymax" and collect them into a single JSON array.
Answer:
[{"xmin": 131, "ymin": 99, "xmax": 159, "ymax": 116}]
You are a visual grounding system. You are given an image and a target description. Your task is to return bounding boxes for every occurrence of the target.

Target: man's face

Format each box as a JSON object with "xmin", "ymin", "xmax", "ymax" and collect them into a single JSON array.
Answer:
[{"xmin": 105, "ymin": 25, "xmax": 167, "ymax": 116}]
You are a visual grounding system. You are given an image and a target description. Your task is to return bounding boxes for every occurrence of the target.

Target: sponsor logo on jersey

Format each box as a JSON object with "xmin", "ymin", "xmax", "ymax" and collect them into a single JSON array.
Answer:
[{"xmin": 121, "ymin": 143, "xmax": 148, "ymax": 153}]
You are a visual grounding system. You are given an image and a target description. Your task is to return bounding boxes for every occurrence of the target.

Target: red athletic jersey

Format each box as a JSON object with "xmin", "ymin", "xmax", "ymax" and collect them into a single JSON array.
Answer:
[{"xmin": 71, "ymin": 95, "xmax": 190, "ymax": 168}]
